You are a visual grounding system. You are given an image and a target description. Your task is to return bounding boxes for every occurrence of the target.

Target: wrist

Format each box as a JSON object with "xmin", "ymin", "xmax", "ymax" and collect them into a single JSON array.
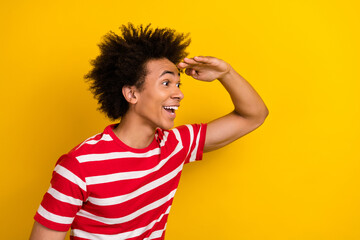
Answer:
[{"xmin": 218, "ymin": 64, "xmax": 234, "ymax": 82}]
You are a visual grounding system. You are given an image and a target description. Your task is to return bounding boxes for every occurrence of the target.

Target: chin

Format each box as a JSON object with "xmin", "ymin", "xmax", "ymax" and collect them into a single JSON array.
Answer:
[{"xmin": 159, "ymin": 121, "xmax": 174, "ymax": 130}]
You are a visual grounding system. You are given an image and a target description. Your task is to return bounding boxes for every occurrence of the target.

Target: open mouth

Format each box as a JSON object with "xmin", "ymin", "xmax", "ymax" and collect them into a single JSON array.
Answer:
[
  {"xmin": 163, "ymin": 106, "xmax": 179, "ymax": 113},
  {"xmin": 162, "ymin": 106, "xmax": 179, "ymax": 119}
]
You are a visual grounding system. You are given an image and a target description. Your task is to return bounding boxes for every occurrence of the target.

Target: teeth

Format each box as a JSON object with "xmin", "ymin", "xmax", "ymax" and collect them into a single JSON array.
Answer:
[{"xmin": 163, "ymin": 106, "xmax": 178, "ymax": 110}]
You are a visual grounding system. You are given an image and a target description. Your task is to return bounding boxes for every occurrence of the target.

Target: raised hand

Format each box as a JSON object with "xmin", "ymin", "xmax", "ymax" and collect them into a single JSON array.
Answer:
[{"xmin": 177, "ymin": 56, "xmax": 231, "ymax": 82}]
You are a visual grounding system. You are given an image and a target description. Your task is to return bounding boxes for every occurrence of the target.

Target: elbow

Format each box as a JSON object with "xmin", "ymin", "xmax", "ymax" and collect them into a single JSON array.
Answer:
[
  {"xmin": 255, "ymin": 107, "xmax": 269, "ymax": 125},
  {"xmin": 235, "ymin": 106, "xmax": 269, "ymax": 124},
  {"xmin": 263, "ymin": 107, "xmax": 269, "ymax": 120}
]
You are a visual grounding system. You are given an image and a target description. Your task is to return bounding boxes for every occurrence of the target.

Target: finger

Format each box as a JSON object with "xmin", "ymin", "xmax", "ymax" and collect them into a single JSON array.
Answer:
[
  {"xmin": 190, "ymin": 68, "xmax": 199, "ymax": 79},
  {"xmin": 193, "ymin": 56, "xmax": 213, "ymax": 64},
  {"xmin": 193, "ymin": 70, "xmax": 200, "ymax": 79},
  {"xmin": 184, "ymin": 68, "xmax": 199, "ymax": 79},
  {"xmin": 177, "ymin": 62, "xmax": 190, "ymax": 69},
  {"xmin": 183, "ymin": 57, "xmax": 200, "ymax": 65}
]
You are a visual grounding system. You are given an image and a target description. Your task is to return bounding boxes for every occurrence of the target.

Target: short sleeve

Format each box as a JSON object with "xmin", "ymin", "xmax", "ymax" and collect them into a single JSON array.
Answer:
[
  {"xmin": 34, "ymin": 154, "xmax": 87, "ymax": 231},
  {"xmin": 174, "ymin": 123, "xmax": 207, "ymax": 164}
]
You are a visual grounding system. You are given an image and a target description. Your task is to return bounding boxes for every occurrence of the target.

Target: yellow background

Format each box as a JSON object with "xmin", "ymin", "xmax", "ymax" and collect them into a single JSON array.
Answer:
[{"xmin": 1, "ymin": 0, "xmax": 359, "ymax": 239}]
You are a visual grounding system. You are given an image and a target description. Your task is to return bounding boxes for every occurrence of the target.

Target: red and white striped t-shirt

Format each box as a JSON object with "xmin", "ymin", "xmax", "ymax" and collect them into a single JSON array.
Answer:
[{"xmin": 34, "ymin": 123, "xmax": 207, "ymax": 240}]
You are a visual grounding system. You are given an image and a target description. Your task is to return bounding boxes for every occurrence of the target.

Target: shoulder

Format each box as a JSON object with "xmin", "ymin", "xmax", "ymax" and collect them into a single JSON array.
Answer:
[
  {"xmin": 67, "ymin": 124, "xmax": 117, "ymax": 158},
  {"xmin": 156, "ymin": 123, "xmax": 207, "ymax": 145},
  {"xmin": 174, "ymin": 123, "xmax": 207, "ymax": 140}
]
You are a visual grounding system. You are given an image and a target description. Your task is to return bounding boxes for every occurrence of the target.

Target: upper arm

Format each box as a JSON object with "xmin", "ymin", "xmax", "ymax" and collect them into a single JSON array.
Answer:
[
  {"xmin": 33, "ymin": 154, "xmax": 86, "ymax": 233},
  {"xmin": 204, "ymin": 111, "xmax": 267, "ymax": 152},
  {"xmin": 29, "ymin": 221, "xmax": 67, "ymax": 240}
]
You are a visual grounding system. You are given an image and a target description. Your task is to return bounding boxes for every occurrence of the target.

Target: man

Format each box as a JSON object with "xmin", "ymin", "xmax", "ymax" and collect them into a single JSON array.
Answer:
[{"xmin": 30, "ymin": 23, "xmax": 268, "ymax": 239}]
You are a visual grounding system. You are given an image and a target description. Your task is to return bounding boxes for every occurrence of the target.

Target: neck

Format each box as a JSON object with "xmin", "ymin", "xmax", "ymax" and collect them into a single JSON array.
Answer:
[{"xmin": 113, "ymin": 112, "xmax": 156, "ymax": 149}]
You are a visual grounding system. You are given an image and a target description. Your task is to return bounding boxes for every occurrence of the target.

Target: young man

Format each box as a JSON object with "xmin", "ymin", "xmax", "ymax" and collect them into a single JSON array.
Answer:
[{"xmin": 30, "ymin": 23, "xmax": 268, "ymax": 240}]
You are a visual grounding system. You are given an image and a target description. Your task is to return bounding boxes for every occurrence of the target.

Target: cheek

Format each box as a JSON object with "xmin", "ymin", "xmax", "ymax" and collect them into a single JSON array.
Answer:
[
  {"xmin": 138, "ymin": 94, "xmax": 160, "ymax": 113},
  {"xmin": 137, "ymin": 88, "xmax": 168, "ymax": 112}
]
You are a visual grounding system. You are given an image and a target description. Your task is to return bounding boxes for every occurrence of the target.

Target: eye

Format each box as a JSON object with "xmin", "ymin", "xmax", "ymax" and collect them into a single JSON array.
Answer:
[
  {"xmin": 162, "ymin": 81, "xmax": 169, "ymax": 86},
  {"xmin": 176, "ymin": 82, "xmax": 181, "ymax": 88}
]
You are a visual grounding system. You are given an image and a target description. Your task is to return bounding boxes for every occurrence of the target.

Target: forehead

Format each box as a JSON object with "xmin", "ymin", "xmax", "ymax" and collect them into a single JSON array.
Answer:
[{"xmin": 145, "ymin": 58, "xmax": 179, "ymax": 76}]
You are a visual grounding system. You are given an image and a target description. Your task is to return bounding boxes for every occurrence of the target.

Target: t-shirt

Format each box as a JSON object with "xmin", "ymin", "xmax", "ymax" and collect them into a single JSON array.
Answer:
[{"xmin": 34, "ymin": 123, "xmax": 207, "ymax": 240}]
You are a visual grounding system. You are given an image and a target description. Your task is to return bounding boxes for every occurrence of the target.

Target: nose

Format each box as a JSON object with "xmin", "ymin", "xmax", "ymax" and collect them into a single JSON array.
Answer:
[{"xmin": 171, "ymin": 86, "xmax": 184, "ymax": 101}]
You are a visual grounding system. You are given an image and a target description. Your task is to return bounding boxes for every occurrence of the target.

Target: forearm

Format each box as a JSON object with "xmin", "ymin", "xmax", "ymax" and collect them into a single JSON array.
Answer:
[
  {"xmin": 179, "ymin": 56, "xmax": 269, "ymax": 151},
  {"xmin": 218, "ymin": 66, "xmax": 269, "ymax": 120},
  {"xmin": 29, "ymin": 221, "xmax": 67, "ymax": 240}
]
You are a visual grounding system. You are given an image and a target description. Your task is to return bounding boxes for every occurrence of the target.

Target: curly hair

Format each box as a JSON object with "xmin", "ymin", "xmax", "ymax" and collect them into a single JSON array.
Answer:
[{"xmin": 84, "ymin": 23, "xmax": 191, "ymax": 120}]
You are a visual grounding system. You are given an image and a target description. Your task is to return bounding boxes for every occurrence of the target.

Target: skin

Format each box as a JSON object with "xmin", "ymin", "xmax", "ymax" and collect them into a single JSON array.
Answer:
[
  {"xmin": 29, "ymin": 221, "xmax": 67, "ymax": 240},
  {"xmin": 114, "ymin": 58, "xmax": 184, "ymax": 149},
  {"xmin": 178, "ymin": 56, "xmax": 269, "ymax": 151},
  {"xmin": 30, "ymin": 56, "xmax": 268, "ymax": 239}
]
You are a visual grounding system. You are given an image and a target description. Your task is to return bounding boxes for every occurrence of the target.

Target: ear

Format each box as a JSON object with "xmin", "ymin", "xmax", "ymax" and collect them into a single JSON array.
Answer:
[{"xmin": 122, "ymin": 85, "xmax": 138, "ymax": 104}]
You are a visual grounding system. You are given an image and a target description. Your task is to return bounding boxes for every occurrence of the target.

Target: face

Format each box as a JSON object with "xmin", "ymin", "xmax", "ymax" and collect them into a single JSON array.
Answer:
[{"xmin": 132, "ymin": 58, "xmax": 184, "ymax": 130}]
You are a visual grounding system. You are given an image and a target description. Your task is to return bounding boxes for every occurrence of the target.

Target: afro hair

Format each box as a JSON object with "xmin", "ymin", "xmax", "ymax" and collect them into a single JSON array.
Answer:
[{"xmin": 84, "ymin": 23, "xmax": 191, "ymax": 120}]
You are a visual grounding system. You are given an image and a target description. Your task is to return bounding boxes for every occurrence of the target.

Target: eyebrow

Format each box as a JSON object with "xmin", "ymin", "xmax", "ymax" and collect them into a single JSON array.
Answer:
[{"xmin": 159, "ymin": 70, "xmax": 180, "ymax": 78}]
